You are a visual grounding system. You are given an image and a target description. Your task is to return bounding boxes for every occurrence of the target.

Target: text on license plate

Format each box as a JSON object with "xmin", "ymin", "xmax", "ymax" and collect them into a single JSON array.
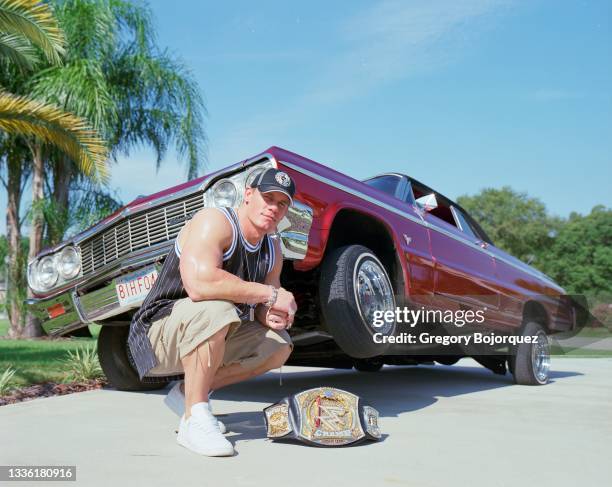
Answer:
[{"xmin": 115, "ymin": 266, "xmax": 159, "ymax": 307}]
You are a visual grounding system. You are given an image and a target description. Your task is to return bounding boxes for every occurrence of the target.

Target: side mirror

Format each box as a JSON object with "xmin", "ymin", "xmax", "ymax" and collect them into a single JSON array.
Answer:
[{"xmin": 415, "ymin": 193, "xmax": 438, "ymax": 212}]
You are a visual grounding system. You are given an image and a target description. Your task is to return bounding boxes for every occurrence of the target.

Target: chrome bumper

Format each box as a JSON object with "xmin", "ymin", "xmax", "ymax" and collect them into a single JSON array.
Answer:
[{"xmin": 26, "ymin": 276, "xmax": 148, "ymax": 336}]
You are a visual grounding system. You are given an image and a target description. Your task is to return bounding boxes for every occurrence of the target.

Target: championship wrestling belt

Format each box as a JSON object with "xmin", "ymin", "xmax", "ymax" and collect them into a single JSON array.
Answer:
[{"xmin": 263, "ymin": 386, "xmax": 381, "ymax": 447}]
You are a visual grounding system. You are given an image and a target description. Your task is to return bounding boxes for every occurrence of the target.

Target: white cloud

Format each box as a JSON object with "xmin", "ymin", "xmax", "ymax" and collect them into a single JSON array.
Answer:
[{"xmin": 313, "ymin": 0, "xmax": 511, "ymax": 103}]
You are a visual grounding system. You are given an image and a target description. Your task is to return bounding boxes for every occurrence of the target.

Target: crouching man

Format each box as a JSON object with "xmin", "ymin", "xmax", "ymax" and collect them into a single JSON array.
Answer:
[{"xmin": 127, "ymin": 168, "xmax": 298, "ymax": 457}]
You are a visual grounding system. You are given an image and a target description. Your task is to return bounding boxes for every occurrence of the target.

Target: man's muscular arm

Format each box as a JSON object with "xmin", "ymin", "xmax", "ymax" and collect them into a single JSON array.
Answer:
[{"xmin": 178, "ymin": 208, "xmax": 272, "ymax": 304}]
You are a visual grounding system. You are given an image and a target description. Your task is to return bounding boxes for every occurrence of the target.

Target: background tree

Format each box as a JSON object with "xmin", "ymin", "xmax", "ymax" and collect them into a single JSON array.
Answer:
[
  {"xmin": 457, "ymin": 186, "xmax": 562, "ymax": 265},
  {"xmin": 31, "ymin": 0, "xmax": 206, "ymax": 250},
  {"xmin": 539, "ymin": 206, "xmax": 612, "ymax": 302},
  {"xmin": 458, "ymin": 187, "xmax": 611, "ymax": 322},
  {"xmin": 0, "ymin": 0, "xmax": 107, "ymax": 183},
  {"xmin": 0, "ymin": 134, "xmax": 29, "ymax": 330},
  {"xmin": 0, "ymin": 0, "xmax": 108, "ymax": 336},
  {"xmin": 1, "ymin": 0, "xmax": 206, "ymax": 337}
]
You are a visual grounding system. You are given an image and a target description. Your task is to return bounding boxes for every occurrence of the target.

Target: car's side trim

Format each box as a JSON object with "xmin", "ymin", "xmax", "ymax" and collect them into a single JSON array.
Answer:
[{"xmin": 279, "ymin": 159, "xmax": 558, "ymax": 288}]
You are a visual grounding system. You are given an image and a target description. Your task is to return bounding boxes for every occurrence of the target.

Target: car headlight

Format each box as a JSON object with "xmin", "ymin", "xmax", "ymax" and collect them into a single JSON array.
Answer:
[
  {"xmin": 37, "ymin": 256, "xmax": 58, "ymax": 289},
  {"xmin": 57, "ymin": 246, "xmax": 81, "ymax": 279},
  {"xmin": 211, "ymin": 180, "xmax": 237, "ymax": 207}
]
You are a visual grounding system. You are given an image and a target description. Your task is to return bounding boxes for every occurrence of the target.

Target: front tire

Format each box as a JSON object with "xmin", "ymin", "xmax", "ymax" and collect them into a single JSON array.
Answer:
[
  {"xmin": 319, "ymin": 245, "xmax": 396, "ymax": 358},
  {"xmin": 510, "ymin": 322, "xmax": 551, "ymax": 385},
  {"xmin": 98, "ymin": 325, "xmax": 169, "ymax": 391}
]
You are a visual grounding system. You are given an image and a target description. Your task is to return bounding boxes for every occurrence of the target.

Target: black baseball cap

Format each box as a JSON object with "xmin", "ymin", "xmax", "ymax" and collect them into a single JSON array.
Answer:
[{"xmin": 249, "ymin": 168, "xmax": 296, "ymax": 205}]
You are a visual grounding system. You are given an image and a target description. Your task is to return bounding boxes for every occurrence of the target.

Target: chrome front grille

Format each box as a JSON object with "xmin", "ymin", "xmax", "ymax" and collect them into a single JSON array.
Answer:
[{"xmin": 79, "ymin": 192, "xmax": 205, "ymax": 276}]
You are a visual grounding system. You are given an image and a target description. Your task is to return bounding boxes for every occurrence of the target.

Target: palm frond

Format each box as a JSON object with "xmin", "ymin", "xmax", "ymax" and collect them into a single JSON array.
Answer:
[
  {"xmin": 53, "ymin": 0, "xmax": 115, "ymax": 62},
  {"xmin": 0, "ymin": 0, "xmax": 65, "ymax": 65},
  {"xmin": 29, "ymin": 59, "xmax": 117, "ymax": 133},
  {"xmin": 108, "ymin": 0, "xmax": 154, "ymax": 52},
  {"xmin": 0, "ymin": 90, "xmax": 108, "ymax": 181},
  {"xmin": 108, "ymin": 50, "xmax": 207, "ymax": 178},
  {"xmin": 0, "ymin": 32, "xmax": 37, "ymax": 69}
]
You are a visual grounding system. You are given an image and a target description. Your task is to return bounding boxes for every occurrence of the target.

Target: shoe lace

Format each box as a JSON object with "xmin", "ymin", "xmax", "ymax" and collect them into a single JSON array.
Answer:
[{"xmin": 190, "ymin": 412, "xmax": 222, "ymax": 435}]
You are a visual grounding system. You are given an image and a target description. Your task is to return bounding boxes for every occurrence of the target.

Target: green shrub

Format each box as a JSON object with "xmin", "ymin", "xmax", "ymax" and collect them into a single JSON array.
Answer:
[
  {"xmin": 62, "ymin": 345, "xmax": 104, "ymax": 382},
  {"xmin": 0, "ymin": 366, "xmax": 17, "ymax": 395}
]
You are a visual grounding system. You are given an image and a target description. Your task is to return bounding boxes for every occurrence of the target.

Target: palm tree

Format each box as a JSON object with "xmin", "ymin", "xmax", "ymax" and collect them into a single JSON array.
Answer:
[
  {"xmin": 0, "ymin": 0, "xmax": 108, "ymax": 176},
  {"xmin": 15, "ymin": 0, "xmax": 205, "ymax": 337},
  {"xmin": 33, "ymin": 0, "xmax": 206, "ymax": 180},
  {"xmin": 1, "ymin": 1, "xmax": 206, "ymax": 337},
  {"xmin": 0, "ymin": 0, "xmax": 109, "ymax": 336},
  {"xmin": 27, "ymin": 0, "xmax": 206, "ymax": 251}
]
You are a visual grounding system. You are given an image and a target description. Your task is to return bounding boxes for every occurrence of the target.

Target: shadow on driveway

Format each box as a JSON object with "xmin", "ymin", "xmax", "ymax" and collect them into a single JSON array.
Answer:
[{"xmin": 132, "ymin": 360, "xmax": 582, "ymax": 444}]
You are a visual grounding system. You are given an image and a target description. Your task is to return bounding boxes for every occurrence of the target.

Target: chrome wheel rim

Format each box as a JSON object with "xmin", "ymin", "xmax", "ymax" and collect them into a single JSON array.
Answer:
[
  {"xmin": 532, "ymin": 330, "xmax": 550, "ymax": 383},
  {"xmin": 354, "ymin": 256, "xmax": 396, "ymax": 335}
]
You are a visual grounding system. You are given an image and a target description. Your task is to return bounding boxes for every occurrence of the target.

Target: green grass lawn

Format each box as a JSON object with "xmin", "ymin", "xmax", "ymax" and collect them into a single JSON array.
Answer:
[
  {"xmin": 0, "ymin": 319, "xmax": 103, "ymax": 389},
  {"xmin": 551, "ymin": 325, "xmax": 612, "ymax": 357},
  {"xmin": 571, "ymin": 326, "xmax": 612, "ymax": 338},
  {"xmin": 551, "ymin": 347, "xmax": 612, "ymax": 358}
]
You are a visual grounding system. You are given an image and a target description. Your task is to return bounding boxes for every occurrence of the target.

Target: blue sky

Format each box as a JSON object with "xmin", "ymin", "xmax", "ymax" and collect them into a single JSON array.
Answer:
[{"xmin": 2, "ymin": 0, "xmax": 611, "ymax": 234}]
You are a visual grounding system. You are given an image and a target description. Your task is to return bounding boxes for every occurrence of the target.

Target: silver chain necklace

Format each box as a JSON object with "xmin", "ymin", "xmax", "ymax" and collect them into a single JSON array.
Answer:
[{"xmin": 242, "ymin": 243, "xmax": 263, "ymax": 321}]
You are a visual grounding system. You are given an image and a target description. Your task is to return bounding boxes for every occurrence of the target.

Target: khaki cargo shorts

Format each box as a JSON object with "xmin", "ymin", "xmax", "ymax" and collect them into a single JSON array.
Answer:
[{"xmin": 145, "ymin": 298, "xmax": 293, "ymax": 377}]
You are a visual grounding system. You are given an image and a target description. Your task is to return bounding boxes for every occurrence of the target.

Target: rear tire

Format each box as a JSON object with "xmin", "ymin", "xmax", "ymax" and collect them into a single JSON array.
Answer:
[
  {"xmin": 319, "ymin": 245, "xmax": 396, "ymax": 358},
  {"xmin": 98, "ymin": 325, "xmax": 169, "ymax": 391},
  {"xmin": 511, "ymin": 322, "xmax": 550, "ymax": 385}
]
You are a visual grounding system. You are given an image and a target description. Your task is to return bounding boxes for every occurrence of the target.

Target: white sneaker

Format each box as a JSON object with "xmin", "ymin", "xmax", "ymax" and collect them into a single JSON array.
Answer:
[
  {"xmin": 164, "ymin": 381, "xmax": 227, "ymax": 433},
  {"xmin": 177, "ymin": 403, "xmax": 234, "ymax": 457}
]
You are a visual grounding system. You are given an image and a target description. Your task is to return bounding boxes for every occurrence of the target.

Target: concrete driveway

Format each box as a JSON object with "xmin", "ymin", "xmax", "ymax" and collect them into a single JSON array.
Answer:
[{"xmin": 1, "ymin": 358, "xmax": 610, "ymax": 487}]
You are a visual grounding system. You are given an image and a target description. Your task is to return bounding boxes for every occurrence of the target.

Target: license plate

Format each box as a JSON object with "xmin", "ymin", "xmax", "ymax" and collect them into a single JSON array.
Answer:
[{"xmin": 115, "ymin": 265, "xmax": 159, "ymax": 307}]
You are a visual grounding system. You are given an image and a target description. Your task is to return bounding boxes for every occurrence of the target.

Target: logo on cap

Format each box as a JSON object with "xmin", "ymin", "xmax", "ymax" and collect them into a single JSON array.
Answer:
[{"xmin": 275, "ymin": 171, "xmax": 291, "ymax": 187}]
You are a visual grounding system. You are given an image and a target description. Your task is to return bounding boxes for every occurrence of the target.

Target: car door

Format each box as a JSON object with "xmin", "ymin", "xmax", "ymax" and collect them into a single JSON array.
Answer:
[
  {"xmin": 453, "ymin": 206, "xmax": 528, "ymax": 331},
  {"xmin": 408, "ymin": 182, "xmax": 500, "ymax": 324},
  {"xmin": 426, "ymin": 209, "xmax": 499, "ymax": 311},
  {"xmin": 363, "ymin": 175, "xmax": 434, "ymax": 307}
]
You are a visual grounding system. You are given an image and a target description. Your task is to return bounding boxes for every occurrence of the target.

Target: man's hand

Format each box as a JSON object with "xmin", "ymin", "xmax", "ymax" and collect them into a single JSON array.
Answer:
[
  {"xmin": 265, "ymin": 309, "xmax": 290, "ymax": 330},
  {"xmin": 255, "ymin": 304, "xmax": 291, "ymax": 330},
  {"xmin": 271, "ymin": 287, "xmax": 297, "ymax": 320}
]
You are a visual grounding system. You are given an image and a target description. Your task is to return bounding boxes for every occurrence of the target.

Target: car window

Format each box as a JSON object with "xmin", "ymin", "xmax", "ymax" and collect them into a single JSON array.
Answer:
[
  {"xmin": 410, "ymin": 180, "xmax": 458, "ymax": 227},
  {"xmin": 451, "ymin": 206, "xmax": 478, "ymax": 239},
  {"xmin": 363, "ymin": 175, "xmax": 402, "ymax": 198},
  {"xmin": 409, "ymin": 178, "xmax": 494, "ymax": 244},
  {"xmin": 429, "ymin": 204, "xmax": 458, "ymax": 228}
]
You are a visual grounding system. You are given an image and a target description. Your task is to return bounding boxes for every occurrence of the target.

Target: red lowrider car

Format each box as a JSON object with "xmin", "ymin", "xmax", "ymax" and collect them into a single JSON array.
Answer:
[{"xmin": 26, "ymin": 147, "xmax": 576, "ymax": 389}]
